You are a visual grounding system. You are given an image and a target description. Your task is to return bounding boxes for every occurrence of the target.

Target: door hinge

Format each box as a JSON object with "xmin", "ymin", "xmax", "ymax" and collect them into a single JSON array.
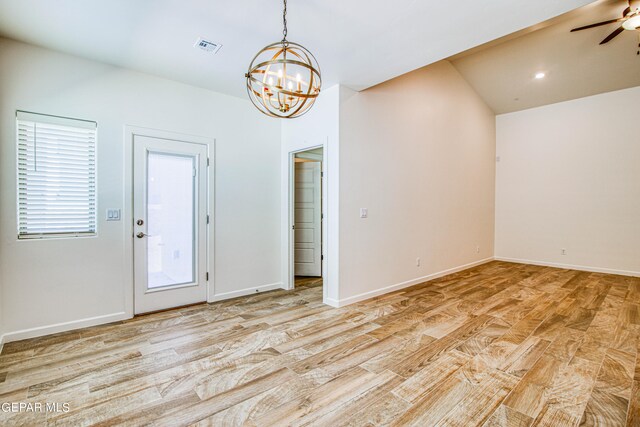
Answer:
[
  {"xmin": 207, "ymin": 214, "xmax": 210, "ymax": 224},
  {"xmin": 321, "ymin": 171, "xmax": 324, "ymax": 178},
  {"xmin": 292, "ymin": 224, "xmax": 295, "ymax": 230},
  {"xmin": 207, "ymin": 157, "xmax": 210, "ymax": 167},
  {"xmin": 206, "ymin": 272, "xmax": 209, "ymax": 281},
  {"xmin": 321, "ymin": 255, "xmax": 324, "ymax": 260}
]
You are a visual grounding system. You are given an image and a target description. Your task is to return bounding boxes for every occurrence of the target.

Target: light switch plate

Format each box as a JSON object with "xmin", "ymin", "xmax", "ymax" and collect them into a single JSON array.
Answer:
[
  {"xmin": 360, "ymin": 208, "xmax": 368, "ymax": 218},
  {"xmin": 106, "ymin": 209, "xmax": 121, "ymax": 221}
]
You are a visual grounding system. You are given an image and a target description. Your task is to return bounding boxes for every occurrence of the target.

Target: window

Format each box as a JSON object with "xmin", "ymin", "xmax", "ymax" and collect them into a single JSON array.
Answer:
[{"xmin": 17, "ymin": 111, "xmax": 97, "ymax": 239}]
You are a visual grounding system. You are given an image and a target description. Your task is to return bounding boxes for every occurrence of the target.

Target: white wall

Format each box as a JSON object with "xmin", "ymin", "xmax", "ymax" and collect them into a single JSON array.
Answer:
[
  {"xmin": 0, "ymin": 280, "xmax": 3, "ymax": 350},
  {"xmin": 338, "ymin": 61, "xmax": 496, "ymax": 304},
  {"xmin": 495, "ymin": 86, "xmax": 640, "ymax": 276},
  {"xmin": 0, "ymin": 38, "xmax": 281, "ymax": 341},
  {"xmin": 281, "ymin": 85, "xmax": 340, "ymax": 304}
]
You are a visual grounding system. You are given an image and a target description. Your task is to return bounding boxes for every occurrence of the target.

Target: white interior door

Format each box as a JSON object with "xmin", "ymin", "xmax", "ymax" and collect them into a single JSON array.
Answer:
[
  {"xmin": 133, "ymin": 135, "xmax": 208, "ymax": 314},
  {"xmin": 294, "ymin": 162, "xmax": 322, "ymax": 276}
]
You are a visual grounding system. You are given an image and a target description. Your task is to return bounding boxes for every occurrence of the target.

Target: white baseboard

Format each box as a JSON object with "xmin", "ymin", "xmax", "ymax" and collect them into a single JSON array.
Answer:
[
  {"xmin": 1, "ymin": 282, "xmax": 284, "ymax": 345},
  {"xmin": 330, "ymin": 257, "xmax": 495, "ymax": 308},
  {"xmin": 2, "ymin": 312, "xmax": 129, "ymax": 344},
  {"xmin": 323, "ymin": 297, "xmax": 340, "ymax": 308},
  {"xmin": 495, "ymin": 256, "xmax": 640, "ymax": 277},
  {"xmin": 210, "ymin": 282, "xmax": 283, "ymax": 302},
  {"xmin": 10, "ymin": 256, "xmax": 632, "ymax": 345}
]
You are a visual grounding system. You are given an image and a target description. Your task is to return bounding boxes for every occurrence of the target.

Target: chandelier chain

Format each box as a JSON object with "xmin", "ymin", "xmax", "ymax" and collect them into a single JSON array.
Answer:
[{"xmin": 282, "ymin": 0, "xmax": 288, "ymax": 43}]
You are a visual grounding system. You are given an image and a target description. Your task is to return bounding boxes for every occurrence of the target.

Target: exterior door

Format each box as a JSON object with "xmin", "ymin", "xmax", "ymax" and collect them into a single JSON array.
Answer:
[
  {"xmin": 294, "ymin": 162, "xmax": 322, "ymax": 276},
  {"xmin": 133, "ymin": 135, "xmax": 208, "ymax": 314}
]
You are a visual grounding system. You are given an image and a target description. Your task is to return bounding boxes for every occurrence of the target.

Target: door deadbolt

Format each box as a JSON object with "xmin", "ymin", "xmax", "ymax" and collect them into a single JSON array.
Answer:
[{"xmin": 136, "ymin": 219, "xmax": 144, "ymax": 226}]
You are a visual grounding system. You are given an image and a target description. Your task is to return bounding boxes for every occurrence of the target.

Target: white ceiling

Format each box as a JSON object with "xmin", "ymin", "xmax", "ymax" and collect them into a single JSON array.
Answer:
[
  {"xmin": 451, "ymin": 0, "xmax": 640, "ymax": 114},
  {"xmin": 0, "ymin": 0, "xmax": 595, "ymax": 99}
]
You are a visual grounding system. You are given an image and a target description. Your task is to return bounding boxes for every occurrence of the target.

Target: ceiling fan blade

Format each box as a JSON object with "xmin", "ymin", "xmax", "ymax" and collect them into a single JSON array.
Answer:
[
  {"xmin": 600, "ymin": 26, "xmax": 625, "ymax": 44},
  {"xmin": 571, "ymin": 18, "xmax": 624, "ymax": 32}
]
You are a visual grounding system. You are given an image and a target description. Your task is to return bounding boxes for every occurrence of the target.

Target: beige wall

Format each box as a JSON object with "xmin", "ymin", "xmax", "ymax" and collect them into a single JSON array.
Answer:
[
  {"xmin": 496, "ymin": 86, "xmax": 640, "ymax": 275},
  {"xmin": 338, "ymin": 61, "xmax": 496, "ymax": 304}
]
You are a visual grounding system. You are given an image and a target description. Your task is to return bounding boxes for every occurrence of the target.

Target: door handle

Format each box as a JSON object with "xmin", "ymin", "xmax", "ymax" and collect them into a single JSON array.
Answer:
[{"xmin": 136, "ymin": 232, "xmax": 150, "ymax": 238}]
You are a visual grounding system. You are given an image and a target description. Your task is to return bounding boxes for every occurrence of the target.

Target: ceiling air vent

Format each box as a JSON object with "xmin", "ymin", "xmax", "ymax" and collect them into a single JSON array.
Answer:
[{"xmin": 194, "ymin": 38, "xmax": 222, "ymax": 54}]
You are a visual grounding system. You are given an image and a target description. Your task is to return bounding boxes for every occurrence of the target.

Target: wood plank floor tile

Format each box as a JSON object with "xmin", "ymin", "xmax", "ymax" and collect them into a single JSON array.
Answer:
[
  {"xmin": 484, "ymin": 404, "xmax": 533, "ymax": 427},
  {"xmin": 500, "ymin": 336, "xmax": 551, "ymax": 378},
  {"xmin": 436, "ymin": 369, "xmax": 518, "ymax": 426},
  {"xmin": 332, "ymin": 392, "xmax": 411, "ymax": 427},
  {"xmin": 1, "ymin": 262, "xmax": 639, "ymax": 426},
  {"xmin": 360, "ymin": 334, "xmax": 436, "ymax": 375},
  {"xmin": 531, "ymin": 356, "xmax": 600, "ymax": 426},
  {"xmin": 188, "ymin": 374, "xmax": 319, "ymax": 426},
  {"xmin": 254, "ymin": 367, "xmax": 397, "ymax": 426},
  {"xmin": 626, "ymin": 380, "xmax": 640, "ymax": 427},
  {"xmin": 594, "ymin": 348, "xmax": 635, "ymax": 400},
  {"xmin": 48, "ymin": 385, "xmax": 164, "ymax": 427},
  {"xmin": 580, "ymin": 388, "xmax": 629, "ymax": 426},
  {"xmin": 392, "ymin": 349, "xmax": 471, "ymax": 403},
  {"xmin": 304, "ymin": 370, "xmax": 405, "ymax": 426}
]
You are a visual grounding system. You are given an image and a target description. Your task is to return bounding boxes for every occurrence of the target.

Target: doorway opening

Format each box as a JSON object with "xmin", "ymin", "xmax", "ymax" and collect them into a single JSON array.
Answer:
[{"xmin": 292, "ymin": 147, "xmax": 323, "ymax": 291}]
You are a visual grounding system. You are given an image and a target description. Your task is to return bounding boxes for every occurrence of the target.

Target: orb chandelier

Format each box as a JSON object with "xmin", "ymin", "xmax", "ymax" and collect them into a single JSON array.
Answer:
[{"xmin": 245, "ymin": 0, "xmax": 322, "ymax": 119}]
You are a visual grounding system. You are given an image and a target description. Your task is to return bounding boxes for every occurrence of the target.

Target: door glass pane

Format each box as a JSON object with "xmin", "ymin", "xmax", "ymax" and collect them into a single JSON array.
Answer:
[{"xmin": 147, "ymin": 152, "xmax": 195, "ymax": 289}]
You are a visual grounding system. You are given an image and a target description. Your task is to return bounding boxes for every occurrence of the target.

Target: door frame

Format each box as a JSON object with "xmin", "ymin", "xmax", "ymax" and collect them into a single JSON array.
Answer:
[
  {"xmin": 124, "ymin": 126, "xmax": 215, "ymax": 318},
  {"xmin": 287, "ymin": 144, "xmax": 328, "ymax": 301},
  {"xmin": 293, "ymin": 160, "xmax": 322, "ymax": 277}
]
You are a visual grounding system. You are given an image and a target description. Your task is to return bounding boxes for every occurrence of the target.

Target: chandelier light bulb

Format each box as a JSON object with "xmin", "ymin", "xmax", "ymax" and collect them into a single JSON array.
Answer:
[
  {"xmin": 276, "ymin": 69, "xmax": 283, "ymax": 88},
  {"xmin": 622, "ymin": 14, "xmax": 640, "ymax": 30}
]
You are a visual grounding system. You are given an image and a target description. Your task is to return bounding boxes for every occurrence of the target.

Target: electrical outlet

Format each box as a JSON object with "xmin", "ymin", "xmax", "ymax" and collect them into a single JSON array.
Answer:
[
  {"xmin": 416, "ymin": 257, "xmax": 420, "ymax": 267},
  {"xmin": 360, "ymin": 208, "xmax": 368, "ymax": 218},
  {"xmin": 476, "ymin": 245, "xmax": 480, "ymax": 254},
  {"xmin": 561, "ymin": 248, "xmax": 567, "ymax": 255}
]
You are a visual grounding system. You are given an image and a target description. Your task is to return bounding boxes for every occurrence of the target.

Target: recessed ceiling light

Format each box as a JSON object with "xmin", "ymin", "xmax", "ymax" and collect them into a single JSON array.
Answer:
[{"xmin": 535, "ymin": 72, "xmax": 546, "ymax": 80}]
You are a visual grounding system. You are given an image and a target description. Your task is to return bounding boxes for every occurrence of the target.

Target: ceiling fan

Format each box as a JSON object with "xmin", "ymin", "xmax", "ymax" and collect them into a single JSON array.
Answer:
[{"xmin": 571, "ymin": 0, "xmax": 640, "ymax": 45}]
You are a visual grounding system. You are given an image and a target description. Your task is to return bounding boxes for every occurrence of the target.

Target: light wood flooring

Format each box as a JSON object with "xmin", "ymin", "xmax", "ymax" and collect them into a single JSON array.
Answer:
[
  {"xmin": 295, "ymin": 276, "xmax": 323, "ymax": 288},
  {"xmin": 1, "ymin": 261, "xmax": 640, "ymax": 426}
]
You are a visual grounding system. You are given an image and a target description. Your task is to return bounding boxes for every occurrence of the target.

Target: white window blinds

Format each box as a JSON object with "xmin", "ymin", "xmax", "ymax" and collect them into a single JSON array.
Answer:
[{"xmin": 17, "ymin": 111, "xmax": 97, "ymax": 239}]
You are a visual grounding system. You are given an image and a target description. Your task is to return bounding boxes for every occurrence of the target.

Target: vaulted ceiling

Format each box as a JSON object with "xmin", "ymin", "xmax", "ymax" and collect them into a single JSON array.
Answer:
[
  {"xmin": 0, "ymin": 0, "xmax": 595, "ymax": 99},
  {"xmin": 451, "ymin": 0, "xmax": 640, "ymax": 114}
]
